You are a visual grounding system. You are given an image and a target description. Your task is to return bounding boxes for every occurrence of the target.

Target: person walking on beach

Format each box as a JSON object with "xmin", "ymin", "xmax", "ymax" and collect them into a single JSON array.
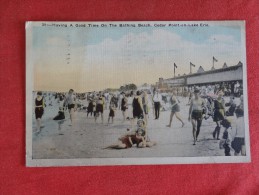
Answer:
[
  {"xmin": 166, "ymin": 90, "xmax": 184, "ymax": 128},
  {"xmin": 153, "ymin": 90, "xmax": 162, "ymax": 119},
  {"xmin": 34, "ymin": 91, "xmax": 45, "ymax": 133},
  {"xmin": 87, "ymin": 98, "xmax": 94, "ymax": 117},
  {"xmin": 121, "ymin": 92, "xmax": 128, "ymax": 122},
  {"xmin": 132, "ymin": 91, "xmax": 144, "ymax": 120},
  {"xmin": 142, "ymin": 91, "xmax": 149, "ymax": 123},
  {"xmin": 64, "ymin": 89, "xmax": 77, "ymax": 126},
  {"xmin": 95, "ymin": 93, "xmax": 105, "ymax": 123},
  {"xmin": 53, "ymin": 95, "xmax": 66, "ymax": 131},
  {"xmin": 188, "ymin": 88, "xmax": 206, "ymax": 145},
  {"xmin": 212, "ymin": 90, "xmax": 226, "ymax": 140},
  {"xmin": 107, "ymin": 101, "xmax": 116, "ymax": 124}
]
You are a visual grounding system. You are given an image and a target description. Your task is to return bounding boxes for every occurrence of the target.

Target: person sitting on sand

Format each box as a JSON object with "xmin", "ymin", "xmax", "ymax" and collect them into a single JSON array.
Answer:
[
  {"xmin": 104, "ymin": 128, "xmax": 147, "ymax": 149},
  {"xmin": 105, "ymin": 118, "xmax": 156, "ymax": 149},
  {"xmin": 127, "ymin": 119, "xmax": 157, "ymax": 148},
  {"xmin": 138, "ymin": 119, "xmax": 157, "ymax": 148}
]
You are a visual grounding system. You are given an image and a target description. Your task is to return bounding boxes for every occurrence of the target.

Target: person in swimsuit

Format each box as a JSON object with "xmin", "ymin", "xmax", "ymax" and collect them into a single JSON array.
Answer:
[
  {"xmin": 87, "ymin": 98, "xmax": 94, "ymax": 117},
  {"xmin": 55, "ymin": 95, "xmax": 65, "ymax": 118},
  {"xmin": 166, "ymin": 90, "xmax": 184, "ymax": 128},
  {"xmin": 226, "ymin": 94, "xmax": 236, "ymax": 116},
  {"xmin": 132, "ymin": 91, "xmax": 144, "ymax": 119},
  {"xmin": 107, "ymin": 101, "xmax": 116, "ymax": 124},
  {"xmin": 212, "ymin": 90, "xmax": 226, "ymax": 140},
  {"xmin": 34, "ymin": 91, "xmax": 45, "ymax": 133},
  {"xmin": 135, "ymin": 119, "xmax": 157, "ymax": 148},
  {"xmin": 188, "ymin": 88, "xmax": 206, "ymax": 145},
  {"xmin": 95, "ymin": 93, "xmax": 105, "ymax": 123},
  {"xmin": 104, "ymin": 128, "xmax": 146, "ymax": 149},
  {"xmin": 53, "ymin": 95, "xmax": 65, "ymax": 131},
  {"xmin": 64, "ymin": 89, "xmax": 77, "ymax": 126},
  {"xmin": 219, "ymin": 118, "xmax": 232, "ymax": 156},
  {"xmin": 121, "ymin": 92, "xmax": 128, "ymax": 122}
]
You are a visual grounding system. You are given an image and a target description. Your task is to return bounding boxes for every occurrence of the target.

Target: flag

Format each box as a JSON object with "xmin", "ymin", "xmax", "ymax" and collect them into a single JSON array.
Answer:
[
  {"xmin": 174, "ymin": 63, "xmax": 177, "ymax": 68},
  {"xmin": 190, "ymin": 62, "xmax": 195, "ymax": 67},
  {"xmin": 213, "ymin": 56, "xmax": 218, "ymax": 62}
]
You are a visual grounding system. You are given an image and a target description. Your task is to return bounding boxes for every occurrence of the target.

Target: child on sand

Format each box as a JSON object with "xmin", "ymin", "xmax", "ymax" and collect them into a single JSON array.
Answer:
[
  {"xmin": 219, "ymin": 118, "xmax": 232, "ymax": 156},
  {"xmin": 107, "ymin": 102, "xmax": 116, "ymax": 124},
  {"xmin": 231, "ymin": 108, "xmax": 245, "ymax": 156}
]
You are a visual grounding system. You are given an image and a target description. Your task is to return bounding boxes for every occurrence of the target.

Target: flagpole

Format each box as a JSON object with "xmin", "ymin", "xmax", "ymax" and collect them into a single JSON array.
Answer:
[
  {"xmin": 174, "ymin": 65, "xmax": 175, "ymax": 78},
  {"xmin": 213, "ymin": 57, "xmax": 214, "ymax": 69}
]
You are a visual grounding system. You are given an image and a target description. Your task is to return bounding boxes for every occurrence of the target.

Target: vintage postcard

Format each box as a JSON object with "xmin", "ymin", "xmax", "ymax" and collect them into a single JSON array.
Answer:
[{"xmin": 26, "ymin": 21, "xmax": 250, "ymax": 166}]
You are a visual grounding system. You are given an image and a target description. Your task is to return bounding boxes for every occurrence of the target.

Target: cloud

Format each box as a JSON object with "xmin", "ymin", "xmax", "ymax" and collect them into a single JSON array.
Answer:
[
  {"xmin": 86, "ymin": 29, "xmax": 184, "ymax": 57},
  {"xmin": 34, "ymin": 28, "xmax": 243, "ymax": 92}
]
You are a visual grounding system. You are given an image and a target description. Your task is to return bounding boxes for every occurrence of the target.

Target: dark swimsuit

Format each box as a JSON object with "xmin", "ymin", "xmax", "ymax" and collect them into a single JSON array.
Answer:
[
  {"xmin": 121, "ymin": 98, "xmax": 128, "ymax": 111},
  {"xmin": 132, "ymin": 97, "xmax": 143, "ymax": 119},
  {"xmin": 35, "ymin": 98, "xmax": 44, "ymax": 119},
  {"xmin": 96, "ymin": 98, "xmax": 104, "ymax": 113},
  {"xmin": 213, "ymin": 99, "xmax": 224, "ymax": 122},
  {"xmin": 121, "ymin": 134, "xmax": 143, "ymax": 148}
]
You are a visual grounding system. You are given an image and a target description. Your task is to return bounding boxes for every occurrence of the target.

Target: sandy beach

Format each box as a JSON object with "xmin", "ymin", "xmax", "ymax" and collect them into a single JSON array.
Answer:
[{"xmin": 31, "ymin": 96, "xmax": 234, "ymax": 159}]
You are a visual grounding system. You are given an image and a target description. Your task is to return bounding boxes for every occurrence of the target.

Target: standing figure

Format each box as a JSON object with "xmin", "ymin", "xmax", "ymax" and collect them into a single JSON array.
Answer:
[
  {"xmin": 226, "ymin": 94, "xmax": 236, "ymax": 116},
  {"xmin": 142, "ymin": 91, "xmax": 149, "ymax": 123},
  {"xmin": 234, "ymin": 81, "xmax": 240, "ymax": 97},
  {"xmin": 212, "ymin": 90, "xmax": 226, "ymax": 140},
  {"xmin": 231, "ymin": 108, "xmax": 245, "ymax": 156},
  {"xmin": 34, "ymin": 91, "xmax": 45, "ymax": 133},
  {"xmin": 188, "ymin": 88, "xmax": 205, "ymax": 145},
  {"xmin": 53, "ymin": 95, "xmax": 65, "ymax": 131},
  {"xmin": 107, "ymin": 102, "xmax": 116, "ymax": 124},
  {"xmin": 64, "ymin": 89, "xmax": 77, "ymax": 126},
  {"xmin": 186, "ymin": 91, "xmax": 193, "ymax": 105},
  {"xmin": 219, "ymin": 118, "xmax": 232, "ymax": 156},
  {"xmin": 87, "ymin": 98, "xmax": 94, "ymax": 117},
  {"xmin": 153, "ymin": 90, "xmax": 162, "ymax": 119},
  {"xmin": 121, "ymin": 92, "xmax": 128, "ymax": 122},
  {"xmin": 95, "ymin": 93, "xmax": 105, "ymax": 123},
  {"xmin": 132, "ymin": 91, "xmax": 144, "ymax": 120},
  {"xmin": 166, "ymin": 90, "xmax": 184, "ymax": 128}
]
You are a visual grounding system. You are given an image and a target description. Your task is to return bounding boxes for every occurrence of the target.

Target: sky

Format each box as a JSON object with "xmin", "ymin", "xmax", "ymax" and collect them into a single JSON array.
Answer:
[{"xmin": 30, "ymin": 21, "xmax": 245, "ymax": 92}]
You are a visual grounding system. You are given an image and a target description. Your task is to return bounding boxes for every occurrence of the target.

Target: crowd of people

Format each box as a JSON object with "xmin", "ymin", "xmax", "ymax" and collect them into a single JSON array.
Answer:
[{"xmin": 33, "ymin": 81, "xmax": 246, "ymax": 156}]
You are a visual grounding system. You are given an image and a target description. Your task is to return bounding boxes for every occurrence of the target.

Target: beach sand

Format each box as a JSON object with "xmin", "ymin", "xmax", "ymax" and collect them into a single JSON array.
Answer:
[{"xmin": 31, "ymin": 96, "xmax": 230, "ymax": 159}]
